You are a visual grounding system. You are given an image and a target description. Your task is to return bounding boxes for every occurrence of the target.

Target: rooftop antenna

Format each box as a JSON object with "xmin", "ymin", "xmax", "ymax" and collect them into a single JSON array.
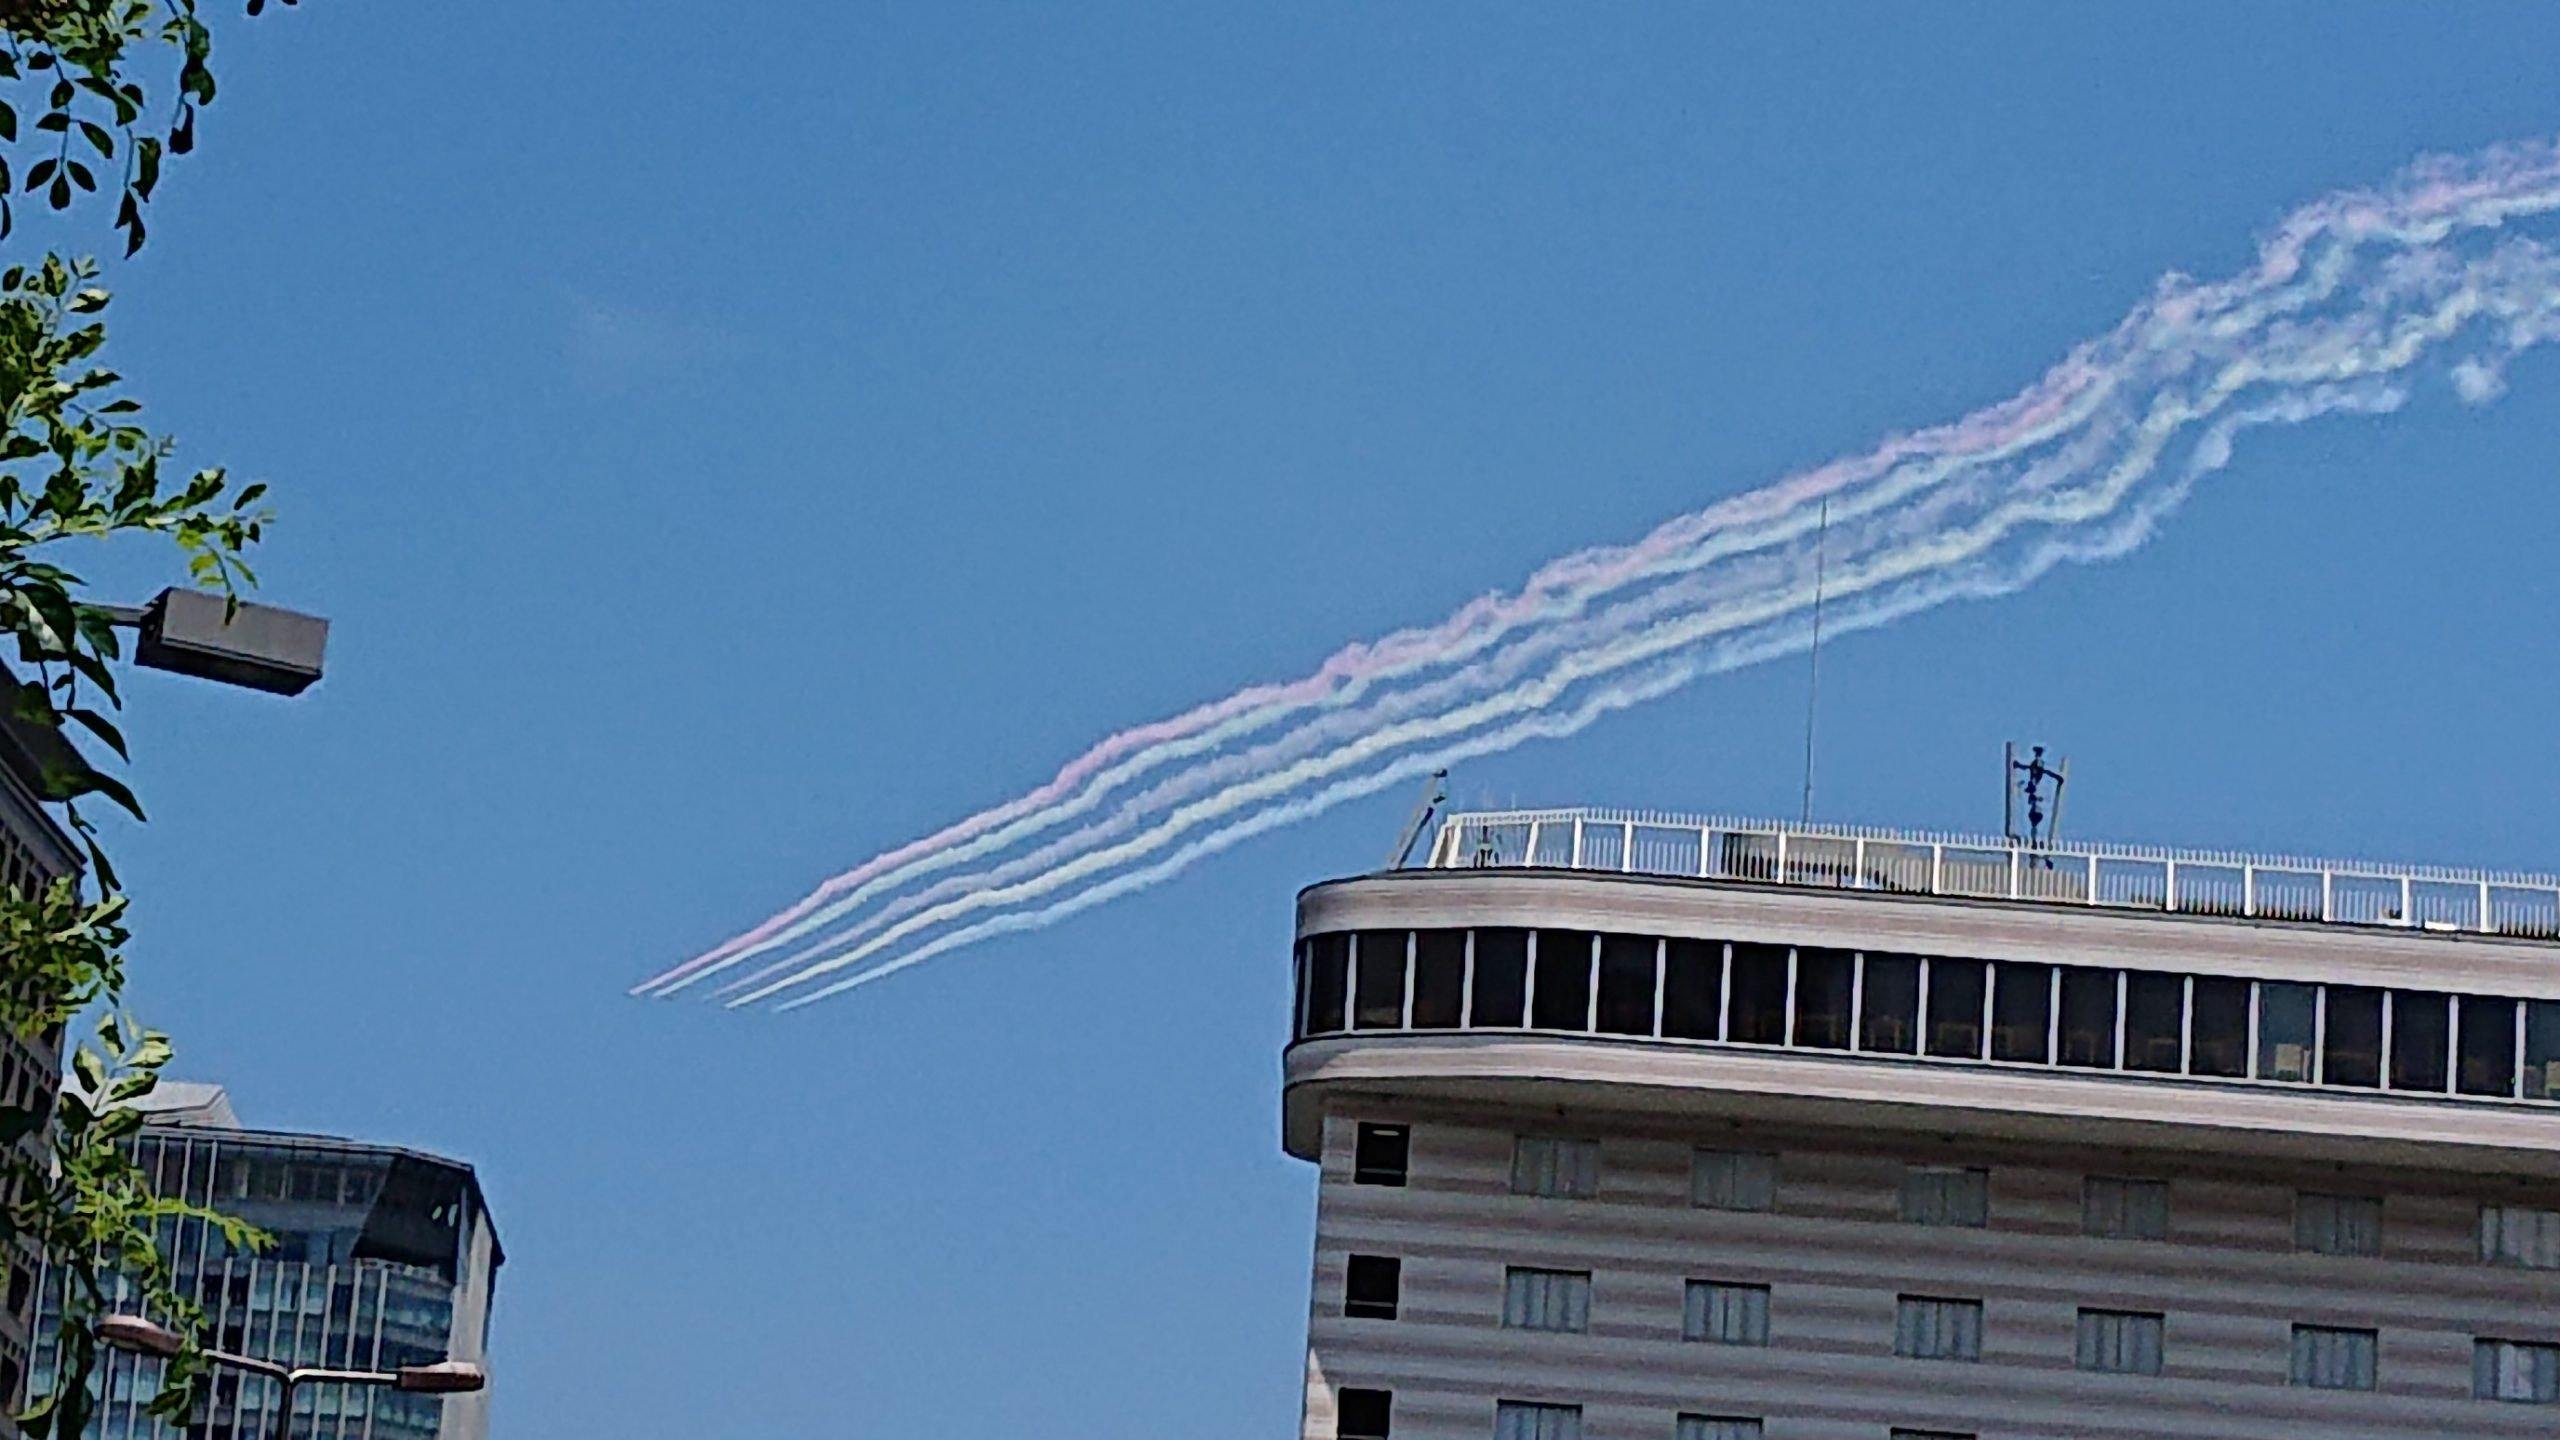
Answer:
[
  {"xmin": 1799, "ymin": 497, "xmax": 1831, "ymax": 825},
  {"xmin": 2003, "ymin": 742, "xmax": 2070, "ymax": 854},
  {"xmin": 1387, "ymin": 768, "xmax": 1450, "ymax": 869}
]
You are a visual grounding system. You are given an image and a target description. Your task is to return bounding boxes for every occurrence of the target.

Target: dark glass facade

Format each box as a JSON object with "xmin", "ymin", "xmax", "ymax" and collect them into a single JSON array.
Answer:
[
  {"xmin": 29, "ymin": 1125, "xmax": 501, "ymax": 1440},
  {"xmin": 1298, "ymin": 927, "xmax": 2560, "ymax": 1104}
]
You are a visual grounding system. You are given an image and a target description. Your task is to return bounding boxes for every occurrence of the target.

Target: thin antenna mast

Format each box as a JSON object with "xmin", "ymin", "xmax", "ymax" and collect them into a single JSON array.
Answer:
[{"xmin": 1799, "ymin": 498, "xmax": 1831, "ymax": 825}]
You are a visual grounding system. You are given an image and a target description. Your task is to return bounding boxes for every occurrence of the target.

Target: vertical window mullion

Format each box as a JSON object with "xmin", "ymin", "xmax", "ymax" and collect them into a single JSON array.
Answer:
[
  {"xmin": 2247, "ymin": 981, "xmax": 2262, "ymax": 1080},
  {"xmin": 1523, "ymin": 929, "xmax": 1540, "ymax": 1028},
  {"xmin": 2179, "ymin": 974, "xmax": 2194, "ymax": 1073},
  {"xmin": 1584, "ymin": 933, "xmax": 1600, "ymax": 1033},
  {"xmin": 2313, "ymin": 985, "xmax": 2329, "ymax": 1085},
  {"xmin": 1980, "ymin": 962, "xmax": 1996, "ymax": 1060},
  {"xmin": 1718, "ymin": 941, "xmax": 1733, "ymax": 1041},
  {"xmin": 1783, "ymin": 948, "xmax": 1799, "ymax": 1047},
  {"xmin": 2112, "ymin": 970, "xmax": 2128, "ymax": 1069},
  {"xmin": 1459, "ymin": 931, "xmax": 1476, "ymax": 1030},
  {"xmin": 2519, "ymin": 999, "xmax": 2531, "ymax": 1100},
  {"xmin": 2048, "ymin": 966, "xmax": 2063, "ymax": 1064},
  {"xmin": 2445, "ymin": 992, "xmax": 2460, "ymax": 1094},
  {"xmin": 1849, "ymin": 952, "xmax": 1867, "ymax": 1050},
  {"xmin": 2381, "ymin": 990, "xmax": 2396, "ymax": 1088},
  {"xmin": 1401, "ymin": 932, "xmax": 1417, "ymax": 1028},
  {"xmin": 1651, "ymin": 938, "xmax": 1666, "ymax": 1039}
]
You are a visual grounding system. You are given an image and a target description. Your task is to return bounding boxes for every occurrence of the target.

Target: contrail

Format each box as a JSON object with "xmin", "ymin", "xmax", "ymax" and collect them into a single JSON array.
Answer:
[
  {"xmin": 764, "ymin": 382, "xmax": 2412, "ymax": 1012},
  {"xmin": 641, "ymin": 170, "xmax": 2393, "ymax": 1001},
  {"xmin": 641, "ymin": 136, "xmax": 2560, "ymax": 1010}
]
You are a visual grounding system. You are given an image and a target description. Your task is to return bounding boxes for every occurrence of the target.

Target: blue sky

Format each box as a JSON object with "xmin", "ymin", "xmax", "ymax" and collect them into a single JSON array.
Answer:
[{"xmin": 55, "ymin": 3, "xmax": 2560, "ymax": 1433}]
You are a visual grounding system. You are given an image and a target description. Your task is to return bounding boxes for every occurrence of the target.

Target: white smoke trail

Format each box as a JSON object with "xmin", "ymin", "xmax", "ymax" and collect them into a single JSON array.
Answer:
[
  {"xmin": 650, "ymin": 139, "xmax": 2560, "ymax": 1010},
  {"xmin": 641, "ymin": 148, "xmax": 2431, "ymax": 997},
  {"xmin": 767, "ymin": 379, "xmax": 2413, "ymax": 1011},
  {"xmin": 723, "ymin": 234, "xmax": 2560, "ymax": 1010},
  {"xmin": 664, "ymin": 182, "xmax": 2369, "ymax": 999}
]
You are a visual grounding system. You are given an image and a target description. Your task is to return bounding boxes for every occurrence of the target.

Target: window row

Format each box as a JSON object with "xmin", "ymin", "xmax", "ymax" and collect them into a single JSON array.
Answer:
[
  {"xmin": 1333, "ymin": 1334, "xmax": 2560, "ymax": 1440},
  {"xmin": 1351, "ymin": 1125, "xmax": 2560, "ymax": 1268},
  {"xmin": 1300, "ymin": 928, "xmax": 2560, "ymax": 1101}
]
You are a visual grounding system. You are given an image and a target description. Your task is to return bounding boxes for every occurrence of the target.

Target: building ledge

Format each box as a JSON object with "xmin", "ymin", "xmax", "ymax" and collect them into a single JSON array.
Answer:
[{"xmin": 1282, "ymin": 1032, "xmax": 2560, "ymax": 1177}]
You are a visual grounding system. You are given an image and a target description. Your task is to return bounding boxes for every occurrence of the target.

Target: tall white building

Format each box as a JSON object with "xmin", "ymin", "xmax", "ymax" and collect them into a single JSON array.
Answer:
[{"xmin": 1287, "ymin": 808, "xmax": 2560, "ymax": 1440}]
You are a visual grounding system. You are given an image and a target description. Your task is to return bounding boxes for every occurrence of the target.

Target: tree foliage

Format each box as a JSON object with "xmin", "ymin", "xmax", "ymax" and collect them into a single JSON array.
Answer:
[{"xmin": 0, "ymin": 3, "xmax": 285, "ymax": 1435}]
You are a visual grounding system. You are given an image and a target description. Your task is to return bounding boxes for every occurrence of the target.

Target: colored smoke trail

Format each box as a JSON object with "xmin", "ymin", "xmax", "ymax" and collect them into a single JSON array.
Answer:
[{"xmin": 638, "ymin": 136, "xmax": 2560, "ymax": 1012}]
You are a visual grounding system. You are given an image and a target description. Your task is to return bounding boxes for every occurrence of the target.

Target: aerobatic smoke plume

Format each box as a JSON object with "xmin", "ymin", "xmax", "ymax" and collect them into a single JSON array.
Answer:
[{"xmin": 637, "ymin": 136, "xmax": 2560, "ymax": 1012}]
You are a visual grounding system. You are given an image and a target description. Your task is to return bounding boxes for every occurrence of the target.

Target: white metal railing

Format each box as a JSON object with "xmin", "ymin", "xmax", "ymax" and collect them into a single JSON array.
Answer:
[{"xmin": 1420, "ymin": 807, "xmax": 2560, "ymax": 941}]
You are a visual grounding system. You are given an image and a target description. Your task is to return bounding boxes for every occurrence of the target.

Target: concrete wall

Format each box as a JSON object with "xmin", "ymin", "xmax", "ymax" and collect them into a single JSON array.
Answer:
[{"xmin": 1298, "ymin": 1101, "xmax": 2560, "ymax": 1440}]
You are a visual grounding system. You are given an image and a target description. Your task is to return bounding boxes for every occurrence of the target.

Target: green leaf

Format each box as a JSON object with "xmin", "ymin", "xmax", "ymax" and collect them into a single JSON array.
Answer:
[
  {"xmin": 69, "ymin": 1048, "xmax": 104, "ymax": 1099},
  {"xmin": 64, "ymin": 709, "xmax": 127, "ymax": 761}
]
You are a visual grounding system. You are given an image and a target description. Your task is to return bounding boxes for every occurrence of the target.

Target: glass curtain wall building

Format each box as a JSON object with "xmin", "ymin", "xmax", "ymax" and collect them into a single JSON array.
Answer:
[{"xmin": 29, "ymin": 1090, "xmax": 501, "ymax": 1440}]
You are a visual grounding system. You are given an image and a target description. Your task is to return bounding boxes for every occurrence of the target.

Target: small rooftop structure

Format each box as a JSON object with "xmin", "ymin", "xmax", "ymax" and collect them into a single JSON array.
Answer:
[
  {"xmin": 1424, "ymin": 806, "xmax": 2560, "ymax": 939},
  {"xmin": 120, "ymin": 1080, "xmax": 241, "ymax": 1129}
]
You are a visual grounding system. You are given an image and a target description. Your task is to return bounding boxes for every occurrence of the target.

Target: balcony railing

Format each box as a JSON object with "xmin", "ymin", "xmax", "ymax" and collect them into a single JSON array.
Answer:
[{"xmin": 1422, "ymin": 808, "xmax": 2560, "ymax": 941}]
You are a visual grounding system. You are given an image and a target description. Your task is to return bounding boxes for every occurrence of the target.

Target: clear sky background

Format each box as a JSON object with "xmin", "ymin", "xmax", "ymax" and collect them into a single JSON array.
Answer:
[{"xmin": 51, "ymin": 3, "xmax": 2560, "ymax": 1434}]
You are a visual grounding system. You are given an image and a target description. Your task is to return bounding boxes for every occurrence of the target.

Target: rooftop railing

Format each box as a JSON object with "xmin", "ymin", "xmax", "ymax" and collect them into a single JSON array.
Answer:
[{"xmin": 1421, "ymin": 808, "xmax": 2560, "ymax": 941}]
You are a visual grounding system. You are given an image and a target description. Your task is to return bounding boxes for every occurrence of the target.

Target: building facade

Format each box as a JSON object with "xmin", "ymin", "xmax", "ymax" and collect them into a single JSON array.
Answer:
[
  {"xmin": 1287, "ymin": 808, "xmax": 2560, "ymax": 1440},
  {"xmin": 0, "ymin": 679, "xmax": 99, "ymax": 1436},
  {"xmin": 30, "ymin": 1088, "xmax": 503, "ymax": 1440}
]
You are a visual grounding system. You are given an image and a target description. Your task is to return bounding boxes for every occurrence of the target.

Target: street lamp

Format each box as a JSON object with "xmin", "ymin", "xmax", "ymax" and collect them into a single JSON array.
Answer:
[
  {"xmin": 97, "ymin": 1314, "xmax": 485, "ymax": 1437},
  {"xmin": 101, "ymin": 587, "xmax": 330, "ymax": 696}
]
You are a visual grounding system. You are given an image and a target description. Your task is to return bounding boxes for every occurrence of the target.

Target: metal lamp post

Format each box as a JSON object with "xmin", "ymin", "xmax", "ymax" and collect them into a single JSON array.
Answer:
[{"xmin": 97, "ymin": 1314, "xmax": 484, "ymax": 1439}]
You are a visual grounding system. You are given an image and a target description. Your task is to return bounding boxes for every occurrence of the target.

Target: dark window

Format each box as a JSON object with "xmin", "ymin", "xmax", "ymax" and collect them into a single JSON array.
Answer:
[
  {"xmin": 1990, "ymin": 961, "xmax": 2052, "ymax": 1063},
  {"xmin": 1469, "ymin": 929, "xmax": 1529, "ymax": 1028},
  {"xmin": 1926, "ymin": 958, "xmax": 1986, "ymax": 1059},
  {"xmin": 1860, "ymin": 954, "xmax": 1920, "ymax": 1054},
  {"xmin": 1353, "ymin": 932, "xmax": 1407, "ymax": 1030},
  {"xmin": 1409, "ymin": 931, "xmax": 1465, "ymax": 1030},
  {"xmin": 2389, "ymin": 990, "xmax": 2450, "ymax": 1092},
  {"xmin": 2076, "ymin": 1308, "xmax": 2165, "ymax": 1376},
  {"xmin": 1662, "ymin": 938, "xmax": 1723, "ymax": 1040},
  {"xmin": 2259, "ymin": 982, "xmax": 2316, "ymax": 1082},
  {"xmin": 1305, "ymin": 935, "xmax": 1349, "ymax": 1037},
  {"xmin": 1595, "ymin": 934, "xmax": 1657, "ymax": 1036},
  {"xmin": 2324, "ymin": 986, "xmax": 2384, "ymax": 1088},
  {"xmin": 2289, "ymin": 1325, "xmax": 2377, "ymax": 1390},
  {"xmin": 2083, "ymin": 1176, "xmax": 2169, "ymax": 1240},
  {"xmin": 1344, "ymin": 1254, "xmax": 1401, "ymax": 1320},
  {"xmin": 2190, "ymin": 977, "xmax": 2250, "ymax": 1078},
  {"xmin": 1337, "ymin": 1387, "xmax": 1392, "ymax": 1440},
  {"xmin": 2460, "ymin": 995, "xmax": 2520, "ymax": 1097},
  {"xmin": 1793, "ymin": 948, "xmax": 1854, "ymax": 1050},
  {"xmin": 2058, "ymin": 966, "xmax": 2118, "ymax": 1068},
  {"xmin": 1728, "ymin": 944, "xmax": 1789, "ymax": 1045},
  {"xmin": 1352, "ymin": 1124, "xmax": 1408, "ymax": 1187},
  {"xmin": 1531, "ymin": 931, "xmax": 1595, "ymax": 1031},
  {"xmin": 2295, "ymin": 1192, "xmax": 2382, "ymax": 1256},
  {"xmin": 2124, "ymin": 972, "xmax": 2183, "ymax": 1073},
  {"xmin": 2529, "ymin": 1001, "xmax": 2560, "ymax": 1100}
]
